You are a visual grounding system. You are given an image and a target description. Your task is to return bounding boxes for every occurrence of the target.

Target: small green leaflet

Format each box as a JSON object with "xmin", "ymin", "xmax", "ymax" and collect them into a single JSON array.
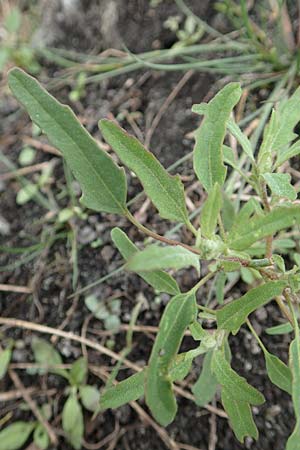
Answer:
[
  {"xmin": 0, "ymin": 347, "xmax": 11, "ymax": 379},
  {"xmin": 79, "ymin": 385, "xmax": 100, "ymax": 412},
  {"xmin": 217, "ymin": 281, "xmax": 286, "ymax": 334},
  {"xmin": 99, "ymin": 119, "xmax": 189, "ymax": 224},
  {"xmin": 69, "ymin": 356, "xmax": 88, "ymax": 386},
  {"xmin": 192, "ymin": 351, "xmax": 218, "ymax": 406},
  {"xmin": 200, "ymin": 183, "xmax": 222, "ymax": 238},
  {"xmin": 193, "ymin": 82, "xmax": 242, "ymax": 192},
  {"xmin": 266, "ymin": 322, "xmax": 293, "ymax": 335},
  {"xmin": 100, "ymin": 371, "xmax": 145, "ymax": 410},
  {"xmin": 264, "ymin": 350, "xmax": 292, "ymax": 394},
  {"xmin": 168, "ymin": 354, "xmax": 193, "ymax": 381},
  {"xmin": 8, "ymin": 68, "xmax": 127, "ymax": 215},
  {"xmin": 262, "ymin": 173, "xmax": 296, "ymax": 201},
  {"xmin": 228, "ymin": 205, "xmax": 300, "ymax": 251},
  {"xmin": 31, "ymin": 337, "xmax": 69, "ymax": 379},
  {"xmin": 33, "ymin": 424, "xmax": 49, "ymax": 450},
  {"xmin": 227, "ymin": 118, "xmax": 254, "ymax": 161},
  {"xmin": 258, "ymin": 86, "xmax": 300, "ymax": 168},
  {"xmin": 215, "ymin": 272, "xmax": 227, "ymax": 304},
  {"xmin": 0, "ymin": 422, "xmax": 35, "ymax": 450},
  {"xmin": 100, "ymin": 355, "xmax": 196, "ymax": 413},
  {"xmin": 126, "ymin": 245, "xmax": 200, "ymax": 275},
  {"xmin": 62, "ymin": 394, "xmax": 84, "ymax": 450},
  {"xmin": 221, "ymin": 389, "xmax": 258, "ymax": 443},
  {"xmin": 286, "ymin": 322, "xmax": 300, "ymax": 450},
  {"xmin": 276, "ymin": 140, "xmax": 300, "ymax": 168},
  {"xmin": 111, "ymin": 227, "xmax": 179, "ymax": 295},
  {"xmin": 146, "ymin": 292, "xmax": 197, "ymax": 426},
  {"xmin": 211, "ymin": 350, "xmax": 265, "ymax": 405},
  {"xmin": 221, "ymin": 192, "xmax": 236, "ymax": 231}
]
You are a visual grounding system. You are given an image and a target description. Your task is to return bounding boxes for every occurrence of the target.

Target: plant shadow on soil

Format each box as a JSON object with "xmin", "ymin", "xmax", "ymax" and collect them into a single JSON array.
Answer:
[{"xmin": 0, "ymin": 1, "xmax": 295, "ymax": 449}]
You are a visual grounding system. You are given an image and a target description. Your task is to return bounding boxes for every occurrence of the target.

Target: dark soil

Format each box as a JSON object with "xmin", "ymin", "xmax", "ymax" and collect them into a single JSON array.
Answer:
[{"xmin": 0, "ymin": 1, "xmax": 295, "ymax": 449}]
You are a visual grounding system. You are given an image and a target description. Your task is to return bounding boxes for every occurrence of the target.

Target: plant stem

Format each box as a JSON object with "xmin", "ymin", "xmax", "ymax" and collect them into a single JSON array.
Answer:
[
  {"xmin": 126, "ymin": 210, "xmax": 201, "ymax": 255},
  {"xmin": 246, "ymin": 318, "xmax": 267, "ymax": 352},
  {"xmin": 189, "ymin": 271, "xmax": 216, "ymax": 295}
]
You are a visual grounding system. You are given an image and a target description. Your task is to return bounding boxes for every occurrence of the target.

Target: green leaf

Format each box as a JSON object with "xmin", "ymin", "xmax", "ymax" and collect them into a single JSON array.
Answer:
[
  {"xmin": 266, "ymin": 322, "xmax": 293, "ymax": 335},
  {"xmin": 62, "ymin": 395, "xmax": 84, "ymax": 450},
  {"xmin": 258, "ymin": 87, "xmax": 300, "ymax": 167},
  {"xmin": 228, "ymin": 205, "xmax": 300, "ymax": 251},
  {"xmin": 257, "ymin": 109, "xmax": 277, "ymax": 172},
  {"xmin": 193, "ymin": 82, "xmax": 242, "ymax": 192},
  {"xmin": 272, "ymin": 254, "xmax": 286, "ymax": 273},
  {"xmin": 286, "ymin": 323, "xmax": 300, "ymax": 450},
  {"xmin": 19, "ymin": 146, "xmax": 36, "ymax": 166},
  {"xmin": 221, "ymin": 192, "xmax": 236, "ymax": 231},
  {"xmin": 200, "ymin": 183, "xmax": 222, "ymax": 238},
  {"xmin": 5, "ymin": 7, "xmax": 21, "ymax": 33},
  {"xmin": 192, "ymin": 351, "xmax": 218, "ymax": 406},
  {"xmin": 33, "ymin": 424, "xmax": 49, "ymax": 450},
  {"xmin": 146, "ymin": 292, "xmax": 197, "ymax": 426},
  {"xmin": 227, "ymin": 118, "xmax": 254, "ymax": 161},
  {"xmin": 16, "ymin": 183, "xmax": 39, "ymax": 205},
  {"xmin": 215, "ymin": 272, "xmax": 226, "ymax": 304},
  {"xmin": 168, "ymin": 354, "xmax": 193, "ymax": 381},
  {"xmin": 217, "ymin": 281, "xmax": 286, "ymax": 334},
  {"xmin": 126, "ymin": 244, "xmax": 200, "ymax": 275},
  {"xmin": 31, "ymin": 337, "xmax": 69, "ymax": 379},
  {"xmin": 111, "ymin": 227, "xmax": 179, "ymax": 295},
  {"xmin": 212, "ymin": 350, "xmax": 264, "ymax": 405},
  {"xmin": 8, "ymin": 68, "xmax": 127, "ymax": 215},
  {"xmin": 100, "ymin": 371, "xmax": 145, "ymax": 411},
  {"xmin": 0, "ymin": 422, "xmax": 35, "ymax": 450},
  {"xmin": 276, "ymin": 140, "xmax": 300, "ymax": 168},
  {"xmin": 0, "ymin": 347, "xmax": 12, "ymax": 380},
  {"xmin": 99, "ymin": 119, "xmax": 189, "ymax": 224},
  {"xmin": 69, "ymin": 357, "xmax": 88, "ymax": 386},
  {"xmin": 221, "ymin": 389, "xmax": 258, "ymax": 443},
  {"xmin": 79, "ymin": 385, "xmax": 100, "ymax": 412},
  {"xmin": 264, "ymin": 351, "xmax": 292, "ymax": 394},
  {"xmin": 262, "ymin": 173, "xmax": 296, "ymax": 201}
]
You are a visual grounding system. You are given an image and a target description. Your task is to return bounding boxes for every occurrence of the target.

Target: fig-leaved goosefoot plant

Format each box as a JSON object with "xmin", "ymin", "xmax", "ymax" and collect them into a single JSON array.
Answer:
[{"xmin": 8, "ymin": 67, "xmax": 300, "ymax": 448}]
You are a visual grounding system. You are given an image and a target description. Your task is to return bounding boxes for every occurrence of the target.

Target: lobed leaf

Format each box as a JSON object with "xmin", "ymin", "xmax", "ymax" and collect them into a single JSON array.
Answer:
[
  {"xmin": 200, "ymin": 183, "xmax": 222, "ymax": 238},
  {"xmin": 228, "ymin": 205, "xmax": 300, "ymax": 251},
  {"xmin": 8, "ymin": 68, "xmax": 127, "ymax": 215},
  {"xmin": 212, "ymin": 350, "xmax": 264, "ymax": 405},
  {"xmin": 111, "ymin": 227, "xmax": 179, "ymax": 295},
  {"xmin": 99, "ymin": 119, "xmax": 189, "ymax": 224},
  {"xmin": 146, "ymin": 292, "xmax": 197, "ymax": 426},
  {"xmin": 126, "ymin": 244, "xmax": 200, "ymax": 275},
  {"xmin": 262, "ymin": 173, "xmax": 296, "ymax": 201},
  {"xmin": 0, "ymin": 422, "xmax": 35, "ymax": 450},
  {"xmin": 192, "ymin": 351, "xmax": 218, "ymax": 406},
  {"xmin": 62, "ymin": 394, "xmax": 84, "ymax": 450},
  {"xmin": 217, "ymin": 281, "xmax": 286, "ymax": 334},
  {"xmin": 221, "ymin": 389, "xmax": 258, "ymax": 443},
  {"xmin": 193, "ymin": 82, "xmax": 242, "ymax": 192}
]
